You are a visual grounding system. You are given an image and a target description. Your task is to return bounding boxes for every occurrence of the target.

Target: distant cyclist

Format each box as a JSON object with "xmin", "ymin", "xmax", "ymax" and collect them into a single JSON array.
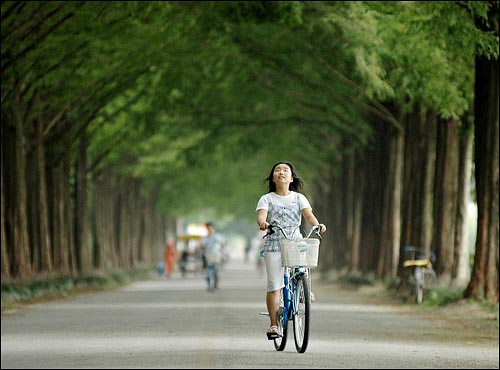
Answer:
[
  {"xmin": 256, "ymin": 161, "xmax": 326, "ymax": 338},
  {"xmin": 201, "ymin": 222, "xmax": 225, "ymax": 292}
]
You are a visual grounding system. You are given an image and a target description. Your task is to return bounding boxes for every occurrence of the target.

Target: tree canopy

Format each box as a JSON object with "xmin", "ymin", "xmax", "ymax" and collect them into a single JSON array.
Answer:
[{"xmin": 2, "ymin": 1, "xmax": 498, "ymax": 222}]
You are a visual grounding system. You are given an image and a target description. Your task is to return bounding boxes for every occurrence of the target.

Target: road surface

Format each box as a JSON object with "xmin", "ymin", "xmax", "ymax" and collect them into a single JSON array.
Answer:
[{"xmin": 1, "ymin": 259, "xmax": 498, "ymax": 369}]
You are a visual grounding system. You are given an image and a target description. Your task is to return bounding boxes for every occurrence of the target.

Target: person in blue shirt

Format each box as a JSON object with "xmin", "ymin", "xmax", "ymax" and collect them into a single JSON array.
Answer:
[{"xmin": 201, "ymin": 222, "xmax": 224, "ymax": 292}]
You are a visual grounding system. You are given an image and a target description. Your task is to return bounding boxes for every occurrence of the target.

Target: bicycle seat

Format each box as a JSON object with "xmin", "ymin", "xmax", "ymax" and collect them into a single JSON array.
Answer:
[{"xmin": 403, "ymin": 259, "xmax": 431, "ymax": 268}]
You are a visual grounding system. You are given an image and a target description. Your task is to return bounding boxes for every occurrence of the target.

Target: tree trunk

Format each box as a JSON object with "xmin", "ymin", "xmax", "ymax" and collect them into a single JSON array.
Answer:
[
  {"xmin": 452, "ymin": 119, "xmax": 473, "ymax": 287},
  {"xmin": 48, "ymin": 153, "xmax": 76, "ymax": 276},
  {"xmin": 92, "ymin": 173, "xmax": 119, "ymax": 270},
  {"xmin": 349, "ymin": 156, "xmax": 364, "ymax": 274},
  {"xmin": 418, "ymin": 110, "xmax": 437, "ymax": 253},
  {"xmin": 137, "ymin": 204, "xmax": 147, "ymax": 264},
  {"xmin": 129, "ymin": 181, "xmax": 142, "ymax": 266},
  {"xmin": 35, "ymin": 115, "xmax": 53, "ymax": 274},
  {"xmin": 401, "ymin": 108, "xmax": 436, "ymax": 249},
  {"xmin": 465, "ymin": 48, "xmax": 499, "ymax": 302},
  {"xmin": 376, "ymin": 129, "xmax": 390, "ymax": 279},
  {"xmin": 74, "ymin": 130, "xmax": 92, "ymax": 273},
  {"xmin": 64, "ymin": 155, "xmax": 78, "ymax": 276},
  {"xmin": 375, "ymin": 120, "xmax": 403, "ymax": 280},
  {"xmin": 360, "ymin": 136, "xmax": 384, "ymax": 274},
  {"xmin": 1, "ymin": 120, "xmax": 18, "ymax": 281},
  {"xmin": 398, "ymin": 107, "xmax": 436, "ymax": 288},
  {"xmin": 51, "ymin": 163, "xmax": 70, "ymax": 274},
  {"xmin": 13, "ymin": 104, "xmax": 32, "ymax": 280},
  {"xmin": 1, "ymin": 151, "xmax": 10, "ymax": 280},
  {"xmin": 27, "ymin": 144, "xmax": 40, "ymax": 274},
  {"xmin": 432, "ymin": 118, "xmax": 459, "ymax": 282},
  {"xmin": 313, "ymin": 173, "xmax": 335, "ymax": 271},
  {"xmin": 331, "ymin": 172, "xmax": 345, "ymax": 270},
  {"xmin": 388, "ymin": 128, "xmax": 404, "ymax": 278},
  {"xmin": 344, "ymin": 149, "xmax": 355, "ymax": 271}
]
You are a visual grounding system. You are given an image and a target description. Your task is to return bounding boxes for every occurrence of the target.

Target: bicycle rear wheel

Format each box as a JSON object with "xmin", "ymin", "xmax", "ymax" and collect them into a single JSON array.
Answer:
[
  {"xmin": 293, "ymin": 275, "xmax": 310, "ymax": 353},
  {"xmin": 274, "ymin": 288, "xmax": 288, "ymax": 351},
  {"xmin": 415, "ymin": 267, "xmax": 424, "ymax": 304}
]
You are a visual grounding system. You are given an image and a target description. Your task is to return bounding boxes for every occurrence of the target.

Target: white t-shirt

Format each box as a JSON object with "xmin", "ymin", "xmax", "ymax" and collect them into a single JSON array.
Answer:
[
  {"xmin": 255, "ymin": 191, "xmax": 312, "ymax": 213},
  {"xmin": 256, "ymin": 191, "xmax": 312, "ymax": 252}
]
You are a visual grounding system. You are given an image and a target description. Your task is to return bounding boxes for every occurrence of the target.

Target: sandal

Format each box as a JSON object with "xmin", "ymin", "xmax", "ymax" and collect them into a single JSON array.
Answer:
[{"xmin": 266, "ymin": 325, "xmax": 279, "ymax": 340}]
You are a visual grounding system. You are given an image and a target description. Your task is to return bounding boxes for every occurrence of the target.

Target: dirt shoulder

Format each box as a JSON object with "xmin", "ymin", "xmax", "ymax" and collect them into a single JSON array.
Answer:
[{"xmin": 316, "ymin": 278, "xmax": 499, "ymax": 347}]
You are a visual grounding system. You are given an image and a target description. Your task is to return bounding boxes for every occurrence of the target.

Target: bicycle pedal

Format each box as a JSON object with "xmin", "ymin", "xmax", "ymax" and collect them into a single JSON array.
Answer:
[{"xmin": 266, "ymin": 332, "xmax": 280, "ymax": 340}]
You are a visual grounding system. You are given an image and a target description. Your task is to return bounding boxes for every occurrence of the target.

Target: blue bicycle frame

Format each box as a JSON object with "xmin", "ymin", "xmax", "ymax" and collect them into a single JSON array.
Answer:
[
  {"xmin": 282, "ymin": 267, "xmax": 307, "ymax": 321},
  {"xmin": 264, "ymin": 220, "xmax": 318, "ymax": 353},
  {"xmin": 274, "ymin": 266, "xmax": 310, "ymax": 352}
]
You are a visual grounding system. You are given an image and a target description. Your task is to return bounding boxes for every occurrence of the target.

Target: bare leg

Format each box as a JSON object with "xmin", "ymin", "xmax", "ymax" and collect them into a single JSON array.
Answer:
[{"xmin": 266, "ymin": 290, "xmax": 280, "ymax": 327}]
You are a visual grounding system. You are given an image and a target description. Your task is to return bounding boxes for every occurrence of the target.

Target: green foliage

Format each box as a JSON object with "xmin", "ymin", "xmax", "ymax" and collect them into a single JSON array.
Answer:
[
  {"xmin": 338, "ymin": 272, "xmax": 376, "ymax": 287},
  {"xmin": 318, "ymin": 1, "xmax": 395, "ymax": 100},
  {"xmin": 424, "ymin": 285, "xmax": 466, "ymax": 306},
  {"xmin": 89, "ymin": 0, "xmax": 492, "ymax": 219},
  {"xmin": 465, "ymin": 1, "xmax": 499, "ymax": 58},
  {"xmin": 422, "ymin": 284, "xmax": 498, "ymax": 310},
  {"xmin": 199, "ymin": 1, "xmax": 304, "ymax": 26},
  {"xmin": 4, "ymin": 1, "xmax": 496, "ymax": 223},
  {"xmin": 369, "ymin": 1, "xmax": 477, "ymax": 119}
]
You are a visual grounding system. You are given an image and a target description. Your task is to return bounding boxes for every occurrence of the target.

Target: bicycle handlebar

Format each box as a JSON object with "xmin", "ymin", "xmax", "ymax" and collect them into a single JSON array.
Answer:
[
  {"xmin": 262, "ymin": 221, "xmax": 283, "ymax": 238},
  {"xmin": 403, "ymin": 245, "xmax": 436, "ymax": 263},
  {"xmin": 263, "ymin": 220, "xmax": 322, "ymax": 240}
]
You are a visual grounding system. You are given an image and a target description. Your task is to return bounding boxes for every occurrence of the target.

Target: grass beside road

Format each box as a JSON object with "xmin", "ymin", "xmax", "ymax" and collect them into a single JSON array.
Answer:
[
  {"xmin": 329, "ymin": 272, "xmax": 499, "ymax": 346},
  {"xmin": 1, "ymin": 267, "xmax": 154, "ymax": 313}
]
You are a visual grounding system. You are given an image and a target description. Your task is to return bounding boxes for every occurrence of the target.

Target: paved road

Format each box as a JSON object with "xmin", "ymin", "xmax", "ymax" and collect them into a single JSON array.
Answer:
[{"xmin": 1, "ymin": 259, "xmax": 498, "ymax": 369}]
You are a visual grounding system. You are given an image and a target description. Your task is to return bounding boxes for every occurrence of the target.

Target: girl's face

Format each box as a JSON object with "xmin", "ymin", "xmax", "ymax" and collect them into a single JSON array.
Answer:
[{"xmin": 272, "ymin": 163, "xmax": 293, "ymax": 186}]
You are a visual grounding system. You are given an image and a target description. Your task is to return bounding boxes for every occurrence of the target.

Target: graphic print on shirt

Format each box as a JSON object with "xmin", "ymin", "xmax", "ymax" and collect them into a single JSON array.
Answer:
[{"xmin": 264, "ymin": 193, "xmax": 303, "ymax": 253}]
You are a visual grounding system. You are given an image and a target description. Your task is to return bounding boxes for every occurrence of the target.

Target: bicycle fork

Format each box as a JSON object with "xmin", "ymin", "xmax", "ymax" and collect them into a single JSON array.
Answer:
[
  {"xmin": 288, "ymin": 270, "xmax": 307, "ymax": 320},
  {"xmin": 283, "ymin": 274, "xmax": 292, "ymax": 321},
  {"xmin": 277, "ymin": 270, "xmax": 306, "ymax": 336}
]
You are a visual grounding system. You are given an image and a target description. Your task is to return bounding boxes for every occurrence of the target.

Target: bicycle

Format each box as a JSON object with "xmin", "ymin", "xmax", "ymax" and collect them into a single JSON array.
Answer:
[
  {"xmin": 263, "ymin": 221, "xmax": 322, "ymax": 353},
  {"xmin": 402, "ymin": 246, "xmax": 436, "ymax": 304}
]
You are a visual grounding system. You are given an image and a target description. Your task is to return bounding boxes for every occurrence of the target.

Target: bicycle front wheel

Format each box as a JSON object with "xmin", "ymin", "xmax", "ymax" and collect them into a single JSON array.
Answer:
[
  {"xmin": 274, "ymin": 288, "xmax": 288, "ymax": 351},
  {"xmin": 293, "ymin": 275, "xmax": 310, "ymax": 353}
]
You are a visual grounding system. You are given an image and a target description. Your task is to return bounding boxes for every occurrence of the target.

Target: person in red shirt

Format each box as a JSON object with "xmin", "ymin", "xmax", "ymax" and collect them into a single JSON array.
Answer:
[{"xmin": 164, "ymin": 239, "xmax": 177, "ymax": 277}]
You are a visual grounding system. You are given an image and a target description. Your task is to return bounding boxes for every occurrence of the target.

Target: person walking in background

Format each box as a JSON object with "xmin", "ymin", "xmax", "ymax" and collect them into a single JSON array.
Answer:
[
  {"xmin": 244, "ymin": 237, "xmax": 251, "ymax": 263},
  {"xmin": 178, "ymin": 244, "xmax": 190, "ymax": 278},
  {"xmin": 256, "ymin": 161, "xmax": 326, "ymax": 339},
  {"xmin": 201, "ymin": 222, "xmax": 225, "ymax": 292},
  {"xmin": 251, "ymin": 230, "xmax": 266, "ymax": 276},
  {"xmin": 164, "ymin": 239, "xmax": 177, "ymax": 278}
]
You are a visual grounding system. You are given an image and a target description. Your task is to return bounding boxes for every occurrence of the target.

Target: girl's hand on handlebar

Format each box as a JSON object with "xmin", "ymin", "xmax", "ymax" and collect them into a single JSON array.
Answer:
[
  {"xmin": 318, "ymin": 223, "xmax": 327, "ymax": 233},
  {"xmin": 259, "ymin": 222, "xmax": 269, "ymax": 231}
]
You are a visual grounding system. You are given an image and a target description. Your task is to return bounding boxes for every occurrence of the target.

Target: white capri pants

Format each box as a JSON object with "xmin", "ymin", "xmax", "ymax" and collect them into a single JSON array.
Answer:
[{"xmin": 264, "ymin": 252, "xmax": 285, "ymax": 292}]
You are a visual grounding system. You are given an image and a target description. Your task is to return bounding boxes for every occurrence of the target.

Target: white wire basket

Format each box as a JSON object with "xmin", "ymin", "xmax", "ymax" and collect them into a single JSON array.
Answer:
[{"xmin": 280, "ymin": 238, "xmax": 320, "ymax": 267}]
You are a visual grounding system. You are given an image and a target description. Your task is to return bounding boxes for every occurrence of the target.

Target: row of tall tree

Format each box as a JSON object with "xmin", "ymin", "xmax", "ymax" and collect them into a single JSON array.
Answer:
[{"xmin": 1, "ymin": 2, "xmax": 498, "ymax": 302}]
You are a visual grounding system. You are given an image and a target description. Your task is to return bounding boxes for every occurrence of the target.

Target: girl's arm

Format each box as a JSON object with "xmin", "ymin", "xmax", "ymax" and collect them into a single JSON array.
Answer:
[
  {"xmin": 257, "ymin": 209, "xmax": 269, "ymax": 230},
  {"xmin": 302, "ymin": 208, "xmax": 327, "ymax": 233}
]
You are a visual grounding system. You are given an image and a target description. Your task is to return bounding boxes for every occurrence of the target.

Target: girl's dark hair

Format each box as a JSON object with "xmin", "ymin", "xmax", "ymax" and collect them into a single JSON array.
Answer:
[{"xmin": 264, "ymin": 161, "xmax": 303, "ymax": 193}]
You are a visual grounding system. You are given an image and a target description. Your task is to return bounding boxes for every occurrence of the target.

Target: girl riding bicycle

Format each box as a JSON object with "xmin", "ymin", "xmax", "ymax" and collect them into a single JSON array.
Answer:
[{"xmin": 255, "ymin": 161, "xmax": 326, "ymax": 338}]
